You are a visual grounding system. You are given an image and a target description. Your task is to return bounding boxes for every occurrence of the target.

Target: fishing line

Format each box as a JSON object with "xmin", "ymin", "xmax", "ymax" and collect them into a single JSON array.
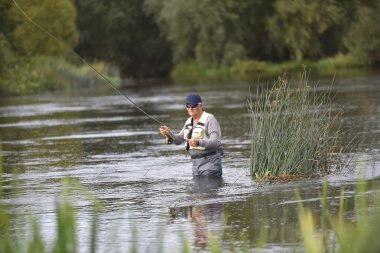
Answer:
[
  {"xmin": 12, "ymin": 0, "xmax": 178, "ymax": 193},
  {"xmin": 11, "ymin": 0, "xmax": 166, "ymax": 128}
]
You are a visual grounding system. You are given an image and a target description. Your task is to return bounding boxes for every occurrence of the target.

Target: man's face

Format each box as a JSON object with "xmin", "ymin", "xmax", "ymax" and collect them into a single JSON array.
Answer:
[{"xmin": 186, "ymin": 103, "xmax": 203, "ymax": 118}]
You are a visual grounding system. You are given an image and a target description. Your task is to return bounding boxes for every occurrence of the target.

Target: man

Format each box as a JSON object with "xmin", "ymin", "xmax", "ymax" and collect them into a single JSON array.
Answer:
[{"xmin": 159, "ymin": 93, "xmax": 222, "ymax": 176}]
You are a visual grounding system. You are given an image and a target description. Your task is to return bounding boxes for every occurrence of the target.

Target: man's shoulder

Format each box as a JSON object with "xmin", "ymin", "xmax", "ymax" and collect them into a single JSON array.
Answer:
[
  {"xmin": 204, "ymin": 111, "xmax": 216, "ymax": 119},
  {"xmin": 203, "ymin": 111, "xmax": 214, "ymax": 118},
  {"xmin": 204, "ymin": 113, "xmax": 220, "ymax": 126}
]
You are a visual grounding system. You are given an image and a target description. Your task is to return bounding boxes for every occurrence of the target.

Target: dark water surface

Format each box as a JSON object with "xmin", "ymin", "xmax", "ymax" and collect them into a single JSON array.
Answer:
[{"xmin": 1, "ymin": 71, "xmax": 379, "ymax": 252}]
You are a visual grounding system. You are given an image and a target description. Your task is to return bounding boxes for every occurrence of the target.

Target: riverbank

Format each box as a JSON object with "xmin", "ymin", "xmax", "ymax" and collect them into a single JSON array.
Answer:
[
  {"xmin": 171, "ymin": 53, "xmax": 373, "ymax": 82},
  {"xmin": 0, "ymin": 56, "xmax": 121, "ymax": 96},
  {"xmin": 0, "ymin": 53, "xmax": 376, "ymax": 96}
]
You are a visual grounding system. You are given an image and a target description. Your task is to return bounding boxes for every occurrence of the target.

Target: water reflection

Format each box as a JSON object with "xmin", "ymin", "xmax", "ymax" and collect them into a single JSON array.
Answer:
[
  {"xmin": 167, "ymin": 179, "xmax": 372, "ymax": 250},
  {"xmin": 223, "ymin": 188, "xmax": 302, "ymax": 246},
  {"xmin": 169, "ymin": 176, "xmax": 224, "ymax": 249}
]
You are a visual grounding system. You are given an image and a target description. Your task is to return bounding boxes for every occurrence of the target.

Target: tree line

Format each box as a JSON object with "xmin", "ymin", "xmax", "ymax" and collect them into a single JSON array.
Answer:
[{"xmin": 1, "ymin": 0, "xmax": 379, "ymax": 83}]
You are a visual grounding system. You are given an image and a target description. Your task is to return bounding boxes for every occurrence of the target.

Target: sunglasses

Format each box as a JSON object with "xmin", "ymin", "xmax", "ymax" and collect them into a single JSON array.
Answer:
[{"xmin": 185, "ymin": 103, "xmax": 199, "ymax": 109}]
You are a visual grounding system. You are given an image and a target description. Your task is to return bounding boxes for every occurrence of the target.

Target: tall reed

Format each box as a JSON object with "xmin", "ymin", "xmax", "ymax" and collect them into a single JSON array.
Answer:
[
  {"xmin": 0, "ymin": 177, "xmax": 102, "ymax": 253},
  {"xmin": 297, "ymin": 178, "xmax": 380, "ymax": 253},
  {"xmin": 1, "ymin": 174, "xmax": 379, "ymax": 252},
  {"xmin": 248, "ymin": 71, "xmax": 343, "ymax": 179}
]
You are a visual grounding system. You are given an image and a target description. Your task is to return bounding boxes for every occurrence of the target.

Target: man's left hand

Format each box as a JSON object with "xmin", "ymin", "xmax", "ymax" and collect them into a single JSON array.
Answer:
[{"xmin": 188, "ymin": 139, "xmax": 199, "ymax": 147}]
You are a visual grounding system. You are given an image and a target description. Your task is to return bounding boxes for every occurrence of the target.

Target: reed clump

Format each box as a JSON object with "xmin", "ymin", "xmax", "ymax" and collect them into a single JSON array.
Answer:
[{"xmin": 248, "ymin": 71, "xmax": 344, "ymax": 179}]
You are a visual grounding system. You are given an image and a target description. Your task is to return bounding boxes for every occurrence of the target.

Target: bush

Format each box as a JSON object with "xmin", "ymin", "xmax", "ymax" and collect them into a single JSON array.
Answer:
[
  {"xmin": 343, "ymin": 4, "xmax": 380, "ymax": 66},
  {"xmin": 170, "ymin": 60, "xmax": 230, "ymax": 82},
  {"xmin": 229, "ymin": 60, "xmax": 317, "ymax": 79},
  {"xmin": 316, "ymin": 53, "xmax": 365, "ymax": 71},
  {"xmin": 229, "ymin": 60, "xmax": 268, "ymax": 78},
  {"xmin": 0, "ymin": 56, "xmax": 57, "ymax": 95},
  {"xmin": 0, "ymin": 35, "xmax": 15, "ymax": 74},
  {"xmin": 0, "ymin": 56, "xmax": 121, "ymax": 96},
  {"xmin": 247, "ymin": 71, "xmax": 344, "ymax": 179}
]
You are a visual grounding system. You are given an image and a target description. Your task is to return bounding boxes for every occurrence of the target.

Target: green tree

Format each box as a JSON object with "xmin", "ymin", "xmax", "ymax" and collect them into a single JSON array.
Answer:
[
  {"xmin": 0, "ymin": 0, "xmax": 14, "ymax": 36},
  {"xmin": 0, "ymin": 0, "xmax": 15, "ymax": 74},
  {"xmin": 267, "ymin": 0, "xmax": 342, "ymax": 61},
  {"xmin": 74, "ymin": 0, "xmax": 172, "ymax": 78},
  {"xmin": 10, "ymin": 0, "xmax": 78, "ymax": 56},
  {"xmin": 317, "ymin": 0, "xmax": 358, "ymax": 57},
  {"xmin": 235, "ymin": 0, "xmax": 276, "ymax": 61},
  {"xmin": 0, "ymin": 35, "xmax": 14, "ymax": 75},
  {"xmin": 145, "ymin": 0, "xmax": 246, "ymax": 66},
  {"xmin": 344, "ymin": 1, "xmax": 380, "ymax": 65}
]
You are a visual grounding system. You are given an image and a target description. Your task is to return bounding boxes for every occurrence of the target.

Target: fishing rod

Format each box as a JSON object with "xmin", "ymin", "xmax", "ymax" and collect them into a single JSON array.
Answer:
[{"xmin": 11, "ymin": 0, "xmax": 167, "ymax": 129}]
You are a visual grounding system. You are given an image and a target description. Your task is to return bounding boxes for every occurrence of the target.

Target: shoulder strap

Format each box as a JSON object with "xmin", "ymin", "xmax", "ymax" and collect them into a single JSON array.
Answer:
[{"xmin": 185, "ymin": 117, "xmax": 194, "ymax": 152}]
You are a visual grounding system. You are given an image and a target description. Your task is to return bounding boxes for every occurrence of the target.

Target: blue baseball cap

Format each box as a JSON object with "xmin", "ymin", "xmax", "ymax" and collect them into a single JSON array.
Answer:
[{"xmin": 185, "ymin": 93, "xmax": 202, "ymax": 105}]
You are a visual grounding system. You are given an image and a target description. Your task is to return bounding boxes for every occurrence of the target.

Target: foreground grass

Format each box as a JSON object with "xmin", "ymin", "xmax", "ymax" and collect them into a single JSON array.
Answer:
[
  {"xmin": 247, "ymin": 70, "xmax": 344, "ymax": 179},
  {"xmin": 297, "ymin": 178, "xmax": 380, "ymax": 253},
  {"xmin": 1, "ymin": 174, "xmax": 379, "ymax": 253}
]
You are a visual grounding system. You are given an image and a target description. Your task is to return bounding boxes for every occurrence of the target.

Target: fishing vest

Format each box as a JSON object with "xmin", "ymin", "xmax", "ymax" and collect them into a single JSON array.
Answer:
[{"xmin": 183, "ymin": 111, "xmax": 212, "ymax": 151}]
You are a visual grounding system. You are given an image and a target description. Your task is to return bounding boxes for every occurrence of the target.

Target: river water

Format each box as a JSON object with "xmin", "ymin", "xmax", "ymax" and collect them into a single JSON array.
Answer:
[{"xmin": 0, "ymin": 71, "xmax": 379, "ymax": 252}]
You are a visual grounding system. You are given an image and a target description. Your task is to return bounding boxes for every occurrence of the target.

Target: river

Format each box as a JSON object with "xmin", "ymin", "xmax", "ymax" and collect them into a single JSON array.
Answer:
[{"xmin": 0, "ymin": 70, "xmax": 379, "ymax": 252}]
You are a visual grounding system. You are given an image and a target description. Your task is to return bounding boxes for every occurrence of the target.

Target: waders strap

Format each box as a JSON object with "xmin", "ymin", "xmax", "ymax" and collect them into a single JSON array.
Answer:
[{"xmin": 185, "ymin": 118, "xmax": 194, "ymax": 155}]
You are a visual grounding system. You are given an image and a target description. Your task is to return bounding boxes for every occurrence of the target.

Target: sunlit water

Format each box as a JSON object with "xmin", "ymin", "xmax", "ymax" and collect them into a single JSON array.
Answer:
[{"xmin": 1, "ymin": 71, "xmax": 379, "ymax": 252}]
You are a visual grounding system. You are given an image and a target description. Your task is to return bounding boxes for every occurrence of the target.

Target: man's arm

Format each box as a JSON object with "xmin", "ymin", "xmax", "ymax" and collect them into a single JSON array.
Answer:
[
  {"xmin": 159, "ymin": 125, "xmax": 185, "ymax": 145},
  {"xmin": 198, "ymin": 116, "xmax": 221, "ymax": 150}
]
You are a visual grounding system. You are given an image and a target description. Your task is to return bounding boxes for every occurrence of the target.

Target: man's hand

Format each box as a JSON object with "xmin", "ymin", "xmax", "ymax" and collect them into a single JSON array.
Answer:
[
  {"xmin": 188, "ymin": 139, "xmax": 199, "ymax": 147},
  {"xmin": 159, "ymin": 126, "xmax": 170, "ymax": 137}
]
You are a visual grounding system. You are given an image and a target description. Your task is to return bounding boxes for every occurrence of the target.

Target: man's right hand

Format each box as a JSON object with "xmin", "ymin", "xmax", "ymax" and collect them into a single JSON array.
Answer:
[{"xmin": 159, "ymin": 126, "xmax": 170, "ymax": 137}]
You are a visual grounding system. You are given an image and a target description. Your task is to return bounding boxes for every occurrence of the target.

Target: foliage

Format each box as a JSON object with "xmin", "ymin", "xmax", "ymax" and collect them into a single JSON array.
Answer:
[
  {"xmin": 9, "ymin": 0, "xmax": 78, "ymax": 56},
  {"xmin": 0, "ymin": 55, "xmax": 64, "ymax": 95},
  {"xmin": 0, "ymin": 0, "xmax": 15, "ymax": 38},
  {"xmin": 144, "ymin": 0, "xmax": 246, "ymax": 66},
  {"xmin": 1, "ymin": 170, "xmax": 379, "ymax": 253},
  {"xmin": 74, "ymin": 0, "xmax": 172, "ymax": 78},
  {"xmin": 0, "ymin": 34, "xmax": 15, "ymax": 74},
  {"xmin": 1, "ymin": 0, "xmax": 380, "ymax": 92},
  {"xmin": 0, "ymin": 55, "xmax": 120, "ymax": 96},
  {"xmin": 0, "ymin": 176, "xmax": 102, "ymax": 253},
  {"xmin": 0, "ymin": 0, "xmax": 83, "ymax": 96},
  {"xmin": 343, "ymin": 1, "xmax": 380, "ymax": 65},
  {"xmin": 230, "ymin": 60, "xmax": 269, "ymax": 77},
  {"xmin": 0, "ymin": 191, "xmax": 77, "ymax": 253},
  {"xmin": 296, "ymin": 178, "xmax": 380, "ymax": 253},
  {"xmin": 54, "ymin": 195, "xmax": 77, "ymax": 253},
  {"xmin": 170, "ymin": 60, "xmax": 230, "ymax": 82},
  {"xmin": 228, "ymin": 54, "xmax": 364, "ymax": 81},
  {"xmin": 248, "ymin": 71, "xmax": 344, "ymax": 178},
  {"xmin": 315, "ymin": 53, "xmax": 363, "ymax": 71},
  {"xmin": 0, "ymin": 0, "xmax": 15, "ymax": 74},
  {"xmin": 267, "ymin": 0, "xmax": 342, "ymax": 61}
]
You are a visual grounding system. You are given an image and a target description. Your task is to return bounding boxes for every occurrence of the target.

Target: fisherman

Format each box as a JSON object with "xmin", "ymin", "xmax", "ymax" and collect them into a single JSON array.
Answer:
[{"xmin": 159, "ymin": 93, "xmax": 222, "ymax": 177}]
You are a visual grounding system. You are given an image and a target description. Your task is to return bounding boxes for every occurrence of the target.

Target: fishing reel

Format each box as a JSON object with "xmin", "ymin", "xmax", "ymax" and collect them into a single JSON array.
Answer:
[{"xmin": 165, "ymin": 136, "xmax": 173, "ymax": 144}]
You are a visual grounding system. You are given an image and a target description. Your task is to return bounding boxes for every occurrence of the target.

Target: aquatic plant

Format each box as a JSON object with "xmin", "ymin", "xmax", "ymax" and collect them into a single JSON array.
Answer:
[
  {"xmin": 296, "ymin": 178, "xmax": 380, "ymax": 253},
  {"xmin": 247, "ymin": 70, "xmax": 344, "ymax": 179},
  {"xmin": 1, "ymin": 173, "xmax": 379, "ymax": 252},
  {"xmin": 0, "ymin": 177, "xmax": 102, "ymax": 253}
]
